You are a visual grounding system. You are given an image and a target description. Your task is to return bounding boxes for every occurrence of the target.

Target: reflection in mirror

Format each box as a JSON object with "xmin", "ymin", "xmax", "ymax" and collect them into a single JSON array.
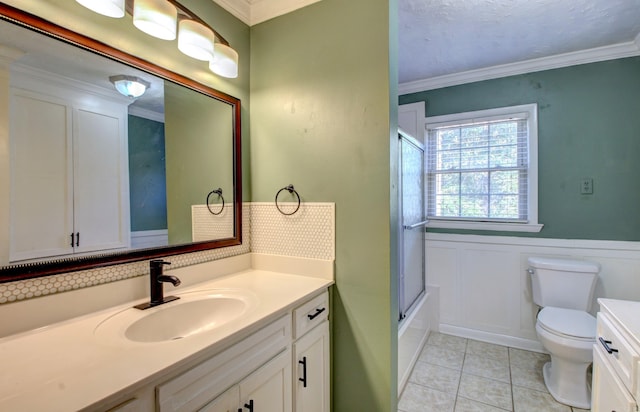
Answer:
[{"xmin": 0, "ymin": 5, "xmax": 241, "ymax": 282}]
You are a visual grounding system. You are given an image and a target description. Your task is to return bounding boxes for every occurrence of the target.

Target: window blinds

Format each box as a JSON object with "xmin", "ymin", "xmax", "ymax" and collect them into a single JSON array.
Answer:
[{"xmin": 426, "ymin": 116, "xmax": 529, "ymax": 222}]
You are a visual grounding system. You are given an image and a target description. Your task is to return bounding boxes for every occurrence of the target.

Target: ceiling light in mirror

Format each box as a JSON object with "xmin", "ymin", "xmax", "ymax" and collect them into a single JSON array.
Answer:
[
  {"xmin": 133, "ymin": 0, "xmax": 177, "ymax": 40},
  {"xmin": 178, "ymin": 19, "xmax": 215, "ymax": 61},
  {"xmin": 109, "ymin": 75, "xmax": 151, "ymax": 98},
  {"xmin": 75, "ymin": 0, "xmax": 125, "ymax": 18},
  {"xmin": 209, "ymin": 43, "xmax": 239, "ymax": 78}
]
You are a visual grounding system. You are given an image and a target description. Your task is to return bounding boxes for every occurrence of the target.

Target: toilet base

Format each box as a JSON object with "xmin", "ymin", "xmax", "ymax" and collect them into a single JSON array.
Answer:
[{"xmin": 542, "ymin": 361, "xmax": 591, "ymax": 409}]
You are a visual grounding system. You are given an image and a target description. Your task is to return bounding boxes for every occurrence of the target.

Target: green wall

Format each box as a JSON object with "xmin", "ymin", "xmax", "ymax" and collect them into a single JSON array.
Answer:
[
  {"xmin": 179, "ymin": 0, "xmax": 252, "ymax": 203},
  {"xmin": 400, "ymin": 57, "xmax": 640, "ymax": 241},
  {"xmin": 128, "ymin": 115, "xmax": 167, "ymax": 232},
  {"xmin": 165, "ymin": 82, "xmax": 234, "ymax": 244},
  {"xmin": 250, "ymin": 0, "xmax": 398, "ymax": 410}
]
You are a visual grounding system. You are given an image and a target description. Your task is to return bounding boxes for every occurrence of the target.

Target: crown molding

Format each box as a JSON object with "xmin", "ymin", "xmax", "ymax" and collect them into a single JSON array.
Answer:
[
  {"xmin": 399, "ymin": 39, "xmax": 640, "ymax": 95},
  {"xmin": 212, "ymin": 0, "xmax": 321, "ymax": 26},
  {"xmin": 212, "ymin": 0, "xmax": 251, "ymax": 25}
]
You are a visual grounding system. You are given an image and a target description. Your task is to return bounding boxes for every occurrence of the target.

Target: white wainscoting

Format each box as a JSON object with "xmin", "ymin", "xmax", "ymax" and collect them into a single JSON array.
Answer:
[
  {"xmin": 426, "ymin": 233, "xmax": 640, "ymax": 352},
  {"xmin": 130, "ymin": 230, "xmax": 168, "ymax": 249}
]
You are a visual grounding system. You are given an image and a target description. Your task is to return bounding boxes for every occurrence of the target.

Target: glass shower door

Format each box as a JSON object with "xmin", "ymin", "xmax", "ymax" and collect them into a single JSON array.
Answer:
[{"xmin": 398, "ymin": 131, "xmax": 426, "ymax": 321}]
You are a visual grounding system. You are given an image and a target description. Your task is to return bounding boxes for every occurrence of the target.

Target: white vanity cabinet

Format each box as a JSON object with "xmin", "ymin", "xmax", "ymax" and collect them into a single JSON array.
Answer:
[
  {"xmin": 9, "ymin": 69, "xmax": 130, "ymax": 262},
  {"xmin": 293, "ymin": 292, "xmax": 330, "ymax": 412},
  {"xmin": 157, "ymin": 316, "xmax": 291, "ymax": 412},
  {"xmin": 592, "ymin": 299, "xmax": 640, "ymax": 412},
  {"xmin": 146, "ymin": 290, "xmax": 329, "ymax": 412}
]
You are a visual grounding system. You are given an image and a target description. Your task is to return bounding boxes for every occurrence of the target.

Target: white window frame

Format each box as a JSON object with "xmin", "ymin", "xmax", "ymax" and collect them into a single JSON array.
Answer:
[{"xmin": 425, "ymin": 103, "xmax": 543, "ymax": 233}]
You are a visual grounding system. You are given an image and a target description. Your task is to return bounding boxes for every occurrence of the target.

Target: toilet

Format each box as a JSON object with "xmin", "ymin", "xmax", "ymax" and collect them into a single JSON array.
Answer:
[{"xmin": 528, "ymin": 257, "xmax": 600, "ymax": 409}]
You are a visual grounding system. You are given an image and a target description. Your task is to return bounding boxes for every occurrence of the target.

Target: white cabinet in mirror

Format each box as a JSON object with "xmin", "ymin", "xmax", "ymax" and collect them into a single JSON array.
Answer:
[{"xmin": 10, "ymin": 68, "xmax": 131, "ymax": 262}]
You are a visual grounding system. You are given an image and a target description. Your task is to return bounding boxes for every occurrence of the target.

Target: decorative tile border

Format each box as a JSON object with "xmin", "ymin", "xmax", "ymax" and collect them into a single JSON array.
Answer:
[
  {"xmin": 0, "ymin": 202, "xmax": 335, "ymax": 304},
  {"xmin": 0, "ymin": 204, "xmax": 251, "ymax": 304}
]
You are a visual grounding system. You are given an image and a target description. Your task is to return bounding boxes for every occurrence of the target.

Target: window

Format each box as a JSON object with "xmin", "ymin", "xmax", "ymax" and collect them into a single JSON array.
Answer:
[{"xmin": 425, "ymin": 104, "xmax": 542, "ymax": 232}]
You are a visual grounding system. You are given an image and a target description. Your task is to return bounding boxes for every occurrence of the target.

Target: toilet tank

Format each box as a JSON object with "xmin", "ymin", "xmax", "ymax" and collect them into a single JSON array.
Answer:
[{"xmin": 528, "ymin": 257, "xmax": 600, "ymax": 311}]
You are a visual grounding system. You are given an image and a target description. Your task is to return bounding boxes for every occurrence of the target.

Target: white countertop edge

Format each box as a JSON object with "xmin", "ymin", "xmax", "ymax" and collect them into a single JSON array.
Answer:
[{"xmin": 0, "ymin": 267, "xmax": 334, "ymax": 411}]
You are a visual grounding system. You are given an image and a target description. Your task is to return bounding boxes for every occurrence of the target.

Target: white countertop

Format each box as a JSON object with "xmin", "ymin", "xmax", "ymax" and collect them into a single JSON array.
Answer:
[
  {"xmin": 0, "ymin": 269, "xmax": 332, "ymax": 411},
  {"xmin": 598, "ymin": 298, "xmax": 640, "ymax": 348}
]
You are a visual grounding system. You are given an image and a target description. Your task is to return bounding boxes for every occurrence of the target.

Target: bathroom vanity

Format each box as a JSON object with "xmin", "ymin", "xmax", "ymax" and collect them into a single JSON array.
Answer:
[
  {"xmin": 592, "ymin": 298, "xmax": 640, "ymax": 412},
  {"xmin": 0, "ymin": 262, "xmax": 332, "ymax": 412}
]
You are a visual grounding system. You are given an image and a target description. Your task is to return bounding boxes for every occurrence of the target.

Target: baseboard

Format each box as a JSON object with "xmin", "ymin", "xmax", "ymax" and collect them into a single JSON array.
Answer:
[{"xmin": 439, "ymin": 324, "xmax": 546, "ymax": 353}]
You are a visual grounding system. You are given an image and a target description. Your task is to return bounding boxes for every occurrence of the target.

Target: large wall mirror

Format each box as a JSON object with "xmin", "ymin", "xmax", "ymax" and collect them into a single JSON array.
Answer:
[{"xmin": 0, "ymin": 4, "xmax": 242, "ymax": 282}]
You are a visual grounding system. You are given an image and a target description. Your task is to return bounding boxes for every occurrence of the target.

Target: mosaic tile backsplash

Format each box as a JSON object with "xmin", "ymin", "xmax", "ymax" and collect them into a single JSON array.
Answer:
[
  {"xmin": 0, "ymin": 202, "xmax": 335, "ymax": 304},
  {"xmin": 251, "ymin": 202, "xmax": 335, "ymax": 260}
]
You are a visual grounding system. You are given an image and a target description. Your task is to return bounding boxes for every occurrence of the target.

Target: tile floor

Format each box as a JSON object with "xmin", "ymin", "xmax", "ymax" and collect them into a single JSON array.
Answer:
[{"xmin": 398, "ymin": 332, "xmax": 591, "ymax": 412}]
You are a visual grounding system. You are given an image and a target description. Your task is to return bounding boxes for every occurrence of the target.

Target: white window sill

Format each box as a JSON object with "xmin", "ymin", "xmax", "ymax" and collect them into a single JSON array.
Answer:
[{"xmin": 426, "ymin": 220, "xmax": 544, "ymax": 233}]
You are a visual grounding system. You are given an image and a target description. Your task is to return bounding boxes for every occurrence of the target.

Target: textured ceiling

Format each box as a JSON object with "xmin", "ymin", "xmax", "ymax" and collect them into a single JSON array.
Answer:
[{"xmin": 398, "ymin": 0, "xmax": 640, "ymax": 84}]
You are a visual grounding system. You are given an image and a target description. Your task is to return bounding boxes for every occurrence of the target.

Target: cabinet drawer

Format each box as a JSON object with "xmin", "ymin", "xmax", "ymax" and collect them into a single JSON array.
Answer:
[
  {"xmin": 597, "ymin": 312, "xmax": 640, "ymax": 395},
  {"xmin": 294, "ymin": 291, "xmax": 329, "ymax": 339},
  {"xmin": 592, "ymin": 344, "xmax": 637, "ymax": 412}
]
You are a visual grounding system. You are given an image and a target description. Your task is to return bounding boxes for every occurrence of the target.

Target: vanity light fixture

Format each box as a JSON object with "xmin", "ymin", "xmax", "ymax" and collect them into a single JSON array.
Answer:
[
  {"xmin": 75, "ymin": 0, "xmax": 239, "ymax": 78},
  {"xmin": 109, "ymin": 75, "xmax": 150, "ymax": 98},
  {"xmin": 75, "ymin": 0, "xmax": 125, "ymax": 18}
]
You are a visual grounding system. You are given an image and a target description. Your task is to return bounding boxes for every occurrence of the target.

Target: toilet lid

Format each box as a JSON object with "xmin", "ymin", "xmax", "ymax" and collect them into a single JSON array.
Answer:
[{"xmin": 538, "ymin": 307, "xmax": 596, "ymax": 339}]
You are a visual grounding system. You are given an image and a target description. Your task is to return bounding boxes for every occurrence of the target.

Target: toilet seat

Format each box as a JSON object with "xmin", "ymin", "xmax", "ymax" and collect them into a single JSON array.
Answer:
[{"xmin": 537, "ymin": 307, "xmax": 596, "ymax": 340}]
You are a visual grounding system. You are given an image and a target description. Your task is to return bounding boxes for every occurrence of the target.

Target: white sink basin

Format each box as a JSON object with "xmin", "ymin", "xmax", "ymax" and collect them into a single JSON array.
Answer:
[{"xmin": 95, "ymin": 289, "xmax": 258, "ymax": 344}]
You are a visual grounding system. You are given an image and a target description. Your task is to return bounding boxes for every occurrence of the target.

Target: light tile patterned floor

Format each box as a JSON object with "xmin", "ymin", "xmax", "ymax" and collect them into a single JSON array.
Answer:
[{"xmin": 398, "ymin": 332, "xmax": 591, "ymax": 412}]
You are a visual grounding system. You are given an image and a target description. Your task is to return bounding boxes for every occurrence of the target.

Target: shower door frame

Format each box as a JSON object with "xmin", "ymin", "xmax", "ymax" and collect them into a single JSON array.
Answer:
[{"xmin": 398, "ymin": 129, "xmax": 427, "ymax": 323}]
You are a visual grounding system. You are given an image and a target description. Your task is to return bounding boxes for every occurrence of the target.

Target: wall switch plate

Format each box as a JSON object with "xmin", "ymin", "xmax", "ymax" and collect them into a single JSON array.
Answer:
[{"xmin": 581, "ymin": 178, "xmax": 593, "ymax": 194}]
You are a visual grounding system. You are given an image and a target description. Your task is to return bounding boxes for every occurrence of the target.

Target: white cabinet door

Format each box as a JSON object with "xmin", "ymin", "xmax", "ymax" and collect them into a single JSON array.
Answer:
[
  {"xmin": 74, "ymin": 107, "xmax": 129, "ymax": 253},
  {"xmin": 294, "ymin": 321, "xmax": 329, "ymax": 412},
  {"xmin": 592, "ymin": 345, "xmax": 637, "ymax": 412},
  {"xmin": 10, "ymin": 90, "xmax": 74, "ymax": 261},
  {"xmin": 9, "ymin": 87, "xmax": 130, "ymax": 262},
  {"xmin": 239, "ymin": 350, "xmax": 292, "ymax": 412},
  {"xmin": 199, "ymin": 386, "xmax": 240, "ymax": 412}
]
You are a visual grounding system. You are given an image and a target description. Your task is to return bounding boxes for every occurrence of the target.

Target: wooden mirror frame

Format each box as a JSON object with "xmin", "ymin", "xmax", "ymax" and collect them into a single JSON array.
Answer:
[{"xmin": 0, "ymin": 3, "xmax": 242, "ymax": 283}]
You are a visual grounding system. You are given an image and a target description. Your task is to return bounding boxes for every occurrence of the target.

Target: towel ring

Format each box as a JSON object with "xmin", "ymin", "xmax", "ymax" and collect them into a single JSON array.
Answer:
[
  {"xmin": 206, "ymin": 188, "xmax": 225, "ymax": 215},
  {"xmin": 275, "ymin": 184, "xmax": 301, "ymax": 215}
]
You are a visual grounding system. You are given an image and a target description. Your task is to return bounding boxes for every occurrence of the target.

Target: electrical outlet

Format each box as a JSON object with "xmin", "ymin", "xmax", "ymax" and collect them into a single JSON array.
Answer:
[{"xmin": 581, "ymin": 178, "xmax": 593, "ymax": 194}]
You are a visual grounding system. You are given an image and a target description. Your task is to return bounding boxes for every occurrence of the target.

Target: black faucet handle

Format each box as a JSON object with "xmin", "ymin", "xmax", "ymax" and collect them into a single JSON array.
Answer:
[{"xmin": 150, "ymin": 259, "xmax": 171, "ymax": 268}]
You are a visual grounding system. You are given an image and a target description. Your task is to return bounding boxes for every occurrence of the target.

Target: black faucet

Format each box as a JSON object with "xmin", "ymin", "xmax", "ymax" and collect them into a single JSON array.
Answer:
[{"xmin": 134, "ymin": 259, "xmax": 181, "ymax": 310}]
